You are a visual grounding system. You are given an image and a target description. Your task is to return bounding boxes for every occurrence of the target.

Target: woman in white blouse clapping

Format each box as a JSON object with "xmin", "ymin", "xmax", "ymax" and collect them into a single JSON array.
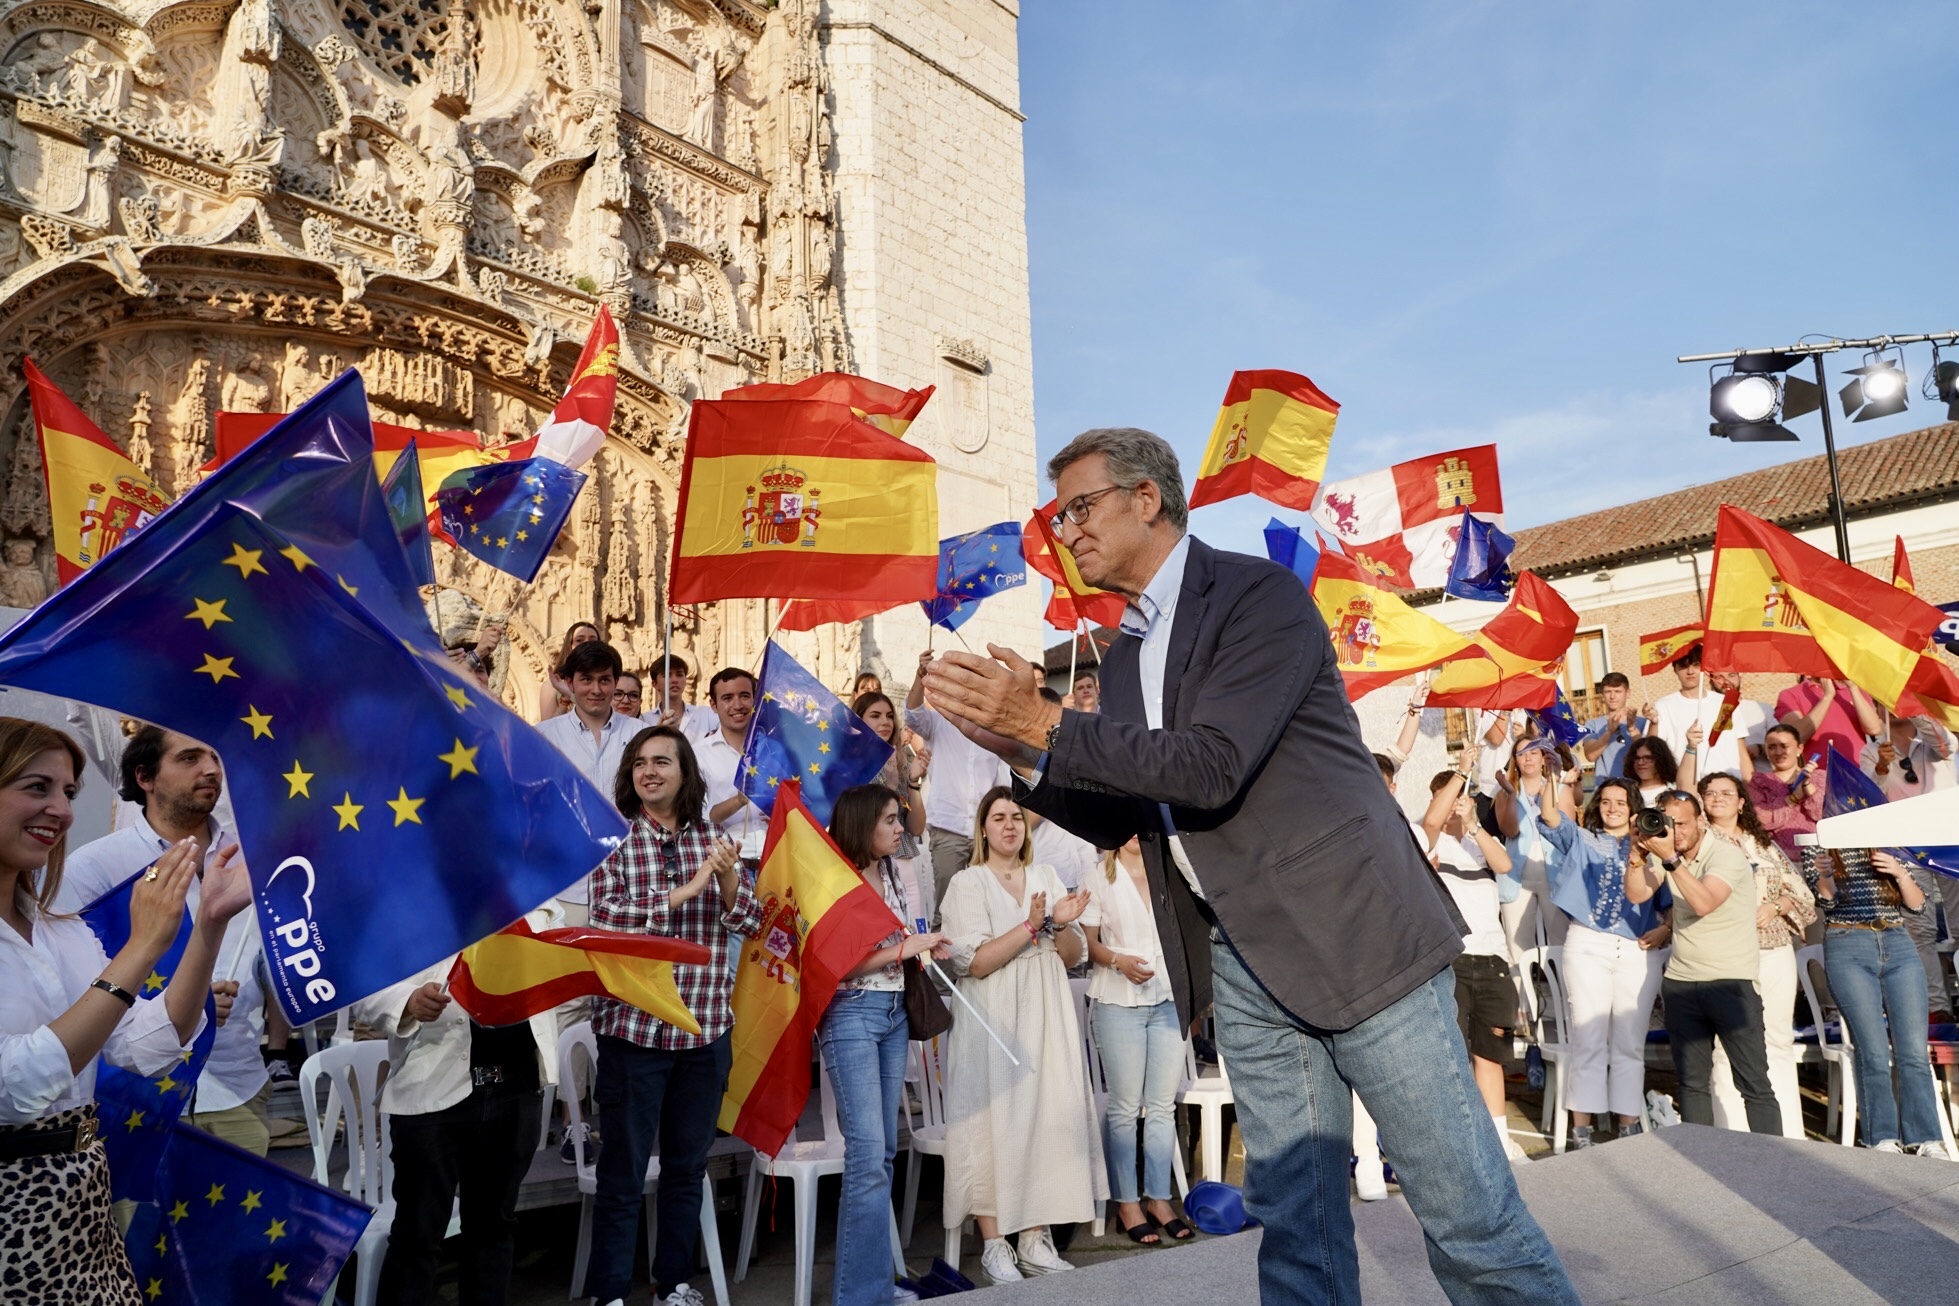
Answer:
[{"xmin": 0, "ymin": 718, "xmax": 249, "ymax": 1305}]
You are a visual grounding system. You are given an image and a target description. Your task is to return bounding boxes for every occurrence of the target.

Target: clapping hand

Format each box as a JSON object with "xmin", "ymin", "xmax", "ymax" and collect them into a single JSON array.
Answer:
[
  {"xmin": 1049, "ymin": 888, "xmax": 1091, "ymax": 927},
  {"xmin": 1025, "ymin": 890, "xmax": 1049, "ymax": 931},
  {"xmin": 126, "ymin": 839, "xmax": 199, "ymax": 966},
  {"xmin": 197, "ymin": 843, "xmax": 253, "ymax": 931}
]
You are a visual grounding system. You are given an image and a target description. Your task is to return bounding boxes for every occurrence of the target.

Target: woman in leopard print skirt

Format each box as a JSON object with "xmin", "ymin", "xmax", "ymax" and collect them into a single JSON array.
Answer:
[{"xmin": 0, "ymin": 720, "xmax": 248, "ymax": 1304}]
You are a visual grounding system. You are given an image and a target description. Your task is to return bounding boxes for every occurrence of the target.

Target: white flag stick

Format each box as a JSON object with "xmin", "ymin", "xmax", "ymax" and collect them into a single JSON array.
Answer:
[{"xmin": 922, "ymin": 956, "xmax": 1019, "ymax": 1066}]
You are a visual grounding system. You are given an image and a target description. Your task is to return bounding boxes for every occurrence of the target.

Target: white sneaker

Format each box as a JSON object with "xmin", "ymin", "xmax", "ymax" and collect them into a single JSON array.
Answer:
[
  {"xmin": 1915, "ymin": 1141, "xmax": 1953, "ymax": 1161},
  {"xmin": 659, "ymin": 1285, "xmax": 707, "ymax": 1306},
  {"xmin": 980, "ymin": 1237, "xmax": 1023, "ymax": 1284},
  {"xmin": 1873, "ymin": 1138, "xmax": 1906, "ymax": 1153},
  {"xmin": 1501, "ymin": 1131, "xmax": 1532, "ymax": 1164},
  {"xmin": 893, "ymin": 1287, "xmax": 920, "ymax": 1304},
  {"xmin": 1015, "ymin": 1226, "xmax": 1074, "ymax": 1276}
]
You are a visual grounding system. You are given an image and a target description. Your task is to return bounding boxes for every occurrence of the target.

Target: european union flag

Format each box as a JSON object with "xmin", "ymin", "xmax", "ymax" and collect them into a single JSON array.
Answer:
[
  {"xmin": 433, "ymin": 455, "xmax": 586, "ymax": 583},
  {"xmin": 921, "ymin": 522, "xmax": 1026, "ymax": 631},
  {"xmin": 1823, "ymin": 750, "xmax": 1959, "ymax": 878},
  {"xmin": 382, "ymin": 437, "xmax": 436, "ymax": 587},
  {"xmin": 0, "ymin": 373, "xmax": 628, "ymax": 1024},
  {"xmin": 1445, "ymin": 510, "xmax": 1516, "ymax": 602},
  {"xmin": 79, "ymin": 871, "xmax": 215, "ymax": 1203},
  {"xmin": 1530, "ymin": 686, "xmax": 1587, "ymax": 749},
  {"xmin": 123, "ymin": 1122, "xmax": 370, "ymax": 1305},
  {"xmin": 739, "ymin": 641, "xmax": 892, "ymax": 827},
  {"xmin": 1263, "ymin": 517, "xmax": 1321, "ymax": 588}
]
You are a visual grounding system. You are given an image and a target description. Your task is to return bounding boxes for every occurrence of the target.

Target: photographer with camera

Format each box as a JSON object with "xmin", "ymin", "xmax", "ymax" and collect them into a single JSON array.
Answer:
[{"xmin": 1622, "ymin": 790, "xmax": 1780, "ymax": 1135}]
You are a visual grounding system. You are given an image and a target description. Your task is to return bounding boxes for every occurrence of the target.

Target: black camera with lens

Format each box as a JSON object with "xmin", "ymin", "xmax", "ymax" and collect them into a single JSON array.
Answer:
[{"xmin": 1632, "ymin": 808, "xmax": 1673, "ymax": 839}]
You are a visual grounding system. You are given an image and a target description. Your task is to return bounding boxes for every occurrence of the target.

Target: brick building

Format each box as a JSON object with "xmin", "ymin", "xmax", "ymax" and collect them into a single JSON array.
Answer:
[{"xmin": 1412, "ymin": 423, "xmax": 1959, "ymax": 719}]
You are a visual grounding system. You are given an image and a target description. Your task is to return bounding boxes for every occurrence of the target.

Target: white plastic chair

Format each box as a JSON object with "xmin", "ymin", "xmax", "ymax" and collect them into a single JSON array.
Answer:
[
  {"xmin": 734, "ymin": 1050, "xmax": 902, "ymax": 1306},
  {"xmin": 1177, "ymin": 1034, "xmax": 1233, "ymax": 1183},
  {"xmin": 1524, "ymin": 945, "xmax": 1574, "ymax": 1155},
  {"xmin": 299, "ymin": 1039, "xmax": 447, "ymax": 1306},
  {"xmin": 557, "ymin": 1024, "xmax": 728, "ymax": 1305},
  {"xmin": 1352, "ymin": 1092, "xmax": 1388, "ymax": 1200},
  {"xmin": 899, "ymin": 1038, "xmax": 951, "ymax": 1252},
  {"xmin": 1797, "ymin": 944, "xmax": 1858, "ymax": 1146}
]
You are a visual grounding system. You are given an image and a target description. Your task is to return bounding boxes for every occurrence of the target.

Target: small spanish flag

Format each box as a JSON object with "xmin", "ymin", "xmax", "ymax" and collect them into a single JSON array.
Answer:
[
  {"xmin": 1427, "ymin": 573, "xmax": 1579, "ymax": 710},
  {"xmin": 719, "ymin": 781, "xmax": 904, "ymax": 1156},
  {"xmin": 1893, "ymin": 536, "xmax": 1916, "ymax": 594},
  {"xmin": 448, "ymin": 919, "xmax": 712, "ymax": 1031},
  {"xmin": 1638, "ymin": 624, "xmax": 1705, "ymax": 674},
  {"xmin": 1189, "ymin": 369, "xmax": 1339, "ymax": 511},
  {"xmin": 1311, "ymin": 550, "xmax": 1475, "ymax": 699},
  {"xmin": 1704, "ymin": 505, "xmax": 1941, "ymax": 712},
  {"xmin": 723, "ymin": 371, "xmax": 935, "ymax": 439},
  {"xmin": 1026, "ymin": 505, "xmax": 1128, "ymax": 631},
  {"xmin": 670, "ymin": 399, "xmax": 939, "ymax": 605},
  {"xmin": 26, "ymin": 360, "xmax": 169, "ymax": 586}
]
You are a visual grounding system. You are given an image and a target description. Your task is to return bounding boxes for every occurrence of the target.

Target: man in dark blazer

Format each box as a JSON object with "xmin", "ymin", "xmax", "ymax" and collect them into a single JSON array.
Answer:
[{"xmin": 924, "ymin": 428, "xmax": 1576, "ymax": 1305}]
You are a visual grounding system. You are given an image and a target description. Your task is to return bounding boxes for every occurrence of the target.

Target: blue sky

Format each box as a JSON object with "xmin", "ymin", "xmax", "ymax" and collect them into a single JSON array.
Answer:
[{"xmin": 1019, "ymin": 1, "xmax": 1959, "ymax": 558}]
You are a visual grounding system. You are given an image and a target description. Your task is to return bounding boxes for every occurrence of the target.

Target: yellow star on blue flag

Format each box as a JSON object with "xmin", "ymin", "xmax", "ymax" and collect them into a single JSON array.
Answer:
[
  {"xmin": 738, "ymin": 641, "xmax": 892, "ymax": 826},
  {"xmin": 921, "ymin": 522, "xmax": 1026, "ymax": 631},
  {"xmin": 432, "ymin": 455, "xmax": 586, "ymax": 583}
]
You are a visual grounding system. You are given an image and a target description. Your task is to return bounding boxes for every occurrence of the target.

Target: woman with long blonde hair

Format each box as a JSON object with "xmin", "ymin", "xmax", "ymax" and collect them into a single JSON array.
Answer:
[{"xmin": 0, "ymin": 718, "xmax": 249, "ymax": 1302}]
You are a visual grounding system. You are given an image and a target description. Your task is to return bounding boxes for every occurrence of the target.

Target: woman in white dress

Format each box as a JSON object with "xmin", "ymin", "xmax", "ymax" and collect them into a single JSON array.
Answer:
[{"xmin": 939, "ymin": 786, "xmax": 1107, "ymax": 1285}]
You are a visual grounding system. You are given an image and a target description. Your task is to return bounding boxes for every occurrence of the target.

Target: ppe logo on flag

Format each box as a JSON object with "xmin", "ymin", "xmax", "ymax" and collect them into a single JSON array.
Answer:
[{"xmin": 263, "ymin": 855, "xmax": 336, "ymax": 1010}]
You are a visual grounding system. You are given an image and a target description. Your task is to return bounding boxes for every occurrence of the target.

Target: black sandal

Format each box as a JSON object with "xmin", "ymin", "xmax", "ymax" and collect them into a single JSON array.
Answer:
[
  {"xmin": 1159, "ymin": 1217, "xmax": 1195, "ymax": 1240},
  {"xmin": 1122, "ymin": 1217, "xmax": 1161, "ymax": 1245}
]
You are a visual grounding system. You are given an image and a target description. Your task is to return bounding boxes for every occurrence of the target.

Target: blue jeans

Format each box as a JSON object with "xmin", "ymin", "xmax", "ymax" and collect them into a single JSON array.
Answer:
[
  {"xmin": 818, "ymin": 988, "xmax": 908, "ymax": 1306},
  {"xmin": 1825, "ymin": 926, "xmax": 1944, "ymax": 1146},
  {"xmin": 1210, "ymin": 930, "xmax": 1576, "ymax": 1306},
  {"xmin": 588, "ymin": 1033, "xmax": 730, "ymax": 1302},
  {"xmin": 1091, "ymin": 998, "xmax": 1183, "ymax": 1204}
]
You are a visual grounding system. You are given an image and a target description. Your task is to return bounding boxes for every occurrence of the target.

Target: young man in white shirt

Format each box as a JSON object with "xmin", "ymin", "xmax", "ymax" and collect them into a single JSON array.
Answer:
[
  {"xmin": 696, "ymin": 667, "xmax": 762, "ymax": 842},
  {"xmin": 1420, "ymin": 764, "xmax": 1528, "ymax": 1163},
  {"xmin": 56, "ymin": 726, "xmax": 276, "ymax": 1154},
  {"xmin": 650, "ymin": 652, "xmax": 719, "ymax": 741},
  {"xmin": 905, "ymin": 648, "xmax": 1009, "ymax": 925},
  {"xmin": 535, "ymin": 640, "xmax": 642, "ymax": 924},
  {"xmin": 1649, "ymin": 647, "xmax": 1767, "ymax": 781}
]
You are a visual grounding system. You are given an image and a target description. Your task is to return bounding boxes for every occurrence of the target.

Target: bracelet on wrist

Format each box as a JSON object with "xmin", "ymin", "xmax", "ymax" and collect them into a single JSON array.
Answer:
[
  {"xmin": 1022, "ymin": 920, "xmax": 1040, "ymax": 942},
  {"xmin": 90, "ymin": 977, "xmax": 136, "ymax": 1008}
]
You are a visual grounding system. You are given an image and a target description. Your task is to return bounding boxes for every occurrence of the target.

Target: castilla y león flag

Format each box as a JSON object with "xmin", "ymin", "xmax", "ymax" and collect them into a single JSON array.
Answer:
[
  {"xmin": 722, "ymin": 371, "xmax": 936, "ymax": 439},
  {"xmin": 26, "ymin": 359, "xmax": 169, "ymax": 585},
  {"xmin": 1704, "ymin": 505, "xmax": 1955, "ymax": 725},
  {"xmin": 719, "ymin": 781, "xmax": 903, "ymax": 1157},
  {"xmin": 1310, "ymin": 445, "xmax": 1503, "ymax": 590},
  {"xmin": 1189, "ymin": 369, "xmax": 1339, "ymax": 511},
  {"xmin": 448, "ymin": 919, "xmax": 711, "ymax": 1033},
  {"xmin": 1426, "ymin": 572, "xmax": 1579, "ymax": 709},
  {"xmin": 670, "ymin": 398, "xmax": 938, "ymax": 604}
]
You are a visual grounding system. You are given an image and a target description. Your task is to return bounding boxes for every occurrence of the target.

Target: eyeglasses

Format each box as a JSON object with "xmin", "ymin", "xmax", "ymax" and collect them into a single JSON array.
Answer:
[
  {"xmin": 614, "ymin": 689, "xmax": 642, "ymax": 702},
  {"xmin": 1047, "ymin": 485, "xmax": 1127, "ymax": 532}
]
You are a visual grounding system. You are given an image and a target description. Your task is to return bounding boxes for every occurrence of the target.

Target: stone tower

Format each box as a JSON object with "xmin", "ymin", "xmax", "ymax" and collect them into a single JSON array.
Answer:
[{"xmin": 0, "ymin": 0, "xmax": 1040, "ymax": 706}]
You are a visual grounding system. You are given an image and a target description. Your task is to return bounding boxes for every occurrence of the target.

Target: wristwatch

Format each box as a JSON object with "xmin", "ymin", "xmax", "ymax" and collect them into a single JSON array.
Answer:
[
  {"xmin": 1044, "ymin": 716, "xmax": 1064, "ymax": 754},
  {"xmin": 1660, "ymin": 857, "xmax": 1681, "ymax": 873}
]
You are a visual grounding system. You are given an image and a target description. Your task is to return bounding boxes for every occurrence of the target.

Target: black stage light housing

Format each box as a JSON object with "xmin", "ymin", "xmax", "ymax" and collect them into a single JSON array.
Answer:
[
  {"xmin": 1839, "ymin": 350, "xmax": 1910, "ymax": 422},
  {"xmin": 1926, "ymin": 348, "xmax": 1959, "ymax": 422},
  {"xmin": 1708, "ymin": 352, "xmax": 1810, "ymax": 441}
]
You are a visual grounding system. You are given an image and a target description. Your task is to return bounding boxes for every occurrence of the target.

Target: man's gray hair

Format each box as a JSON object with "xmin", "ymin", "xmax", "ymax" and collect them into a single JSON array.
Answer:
[{"xmin": 1047, "ymin": 427, "xmax": 1189, "ymax": 531}]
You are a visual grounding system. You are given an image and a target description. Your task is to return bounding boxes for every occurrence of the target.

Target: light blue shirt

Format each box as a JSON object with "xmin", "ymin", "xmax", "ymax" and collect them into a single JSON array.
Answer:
[{"xmin": 1119, "ymin": 534, "xmax": 1207, "ymax": 899}]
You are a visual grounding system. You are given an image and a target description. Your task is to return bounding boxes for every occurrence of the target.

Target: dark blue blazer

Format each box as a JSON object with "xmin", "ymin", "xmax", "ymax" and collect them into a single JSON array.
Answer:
[{"xmin": 1020, "ymin": 537, "xmax": 1463, "ymax": 1030}]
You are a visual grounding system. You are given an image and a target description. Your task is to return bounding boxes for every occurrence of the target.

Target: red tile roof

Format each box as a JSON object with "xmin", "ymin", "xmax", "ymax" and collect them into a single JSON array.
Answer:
[{"xmin": 1503, "ymin": 423, "xmax": 1959, "ymax": 580}]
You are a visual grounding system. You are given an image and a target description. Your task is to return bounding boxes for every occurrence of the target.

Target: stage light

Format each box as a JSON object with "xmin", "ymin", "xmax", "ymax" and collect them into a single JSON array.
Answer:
[
  {"xmin": 1707, "ymin": 352, "xmax": 1808, "ymax": 442},
  {"xmin": 1839, "ymin": 350, "xmax": 1909, "ymax": 422},
  {"xmin": 1925, "ymin": 347, "xmax": 1959, "ymax": 421}
]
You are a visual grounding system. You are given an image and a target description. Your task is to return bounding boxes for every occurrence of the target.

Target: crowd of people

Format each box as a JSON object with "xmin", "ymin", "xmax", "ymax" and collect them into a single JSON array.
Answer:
[{"xmin": 2, "ymin": 422, "xmax": 1954, "ymax": 1306}]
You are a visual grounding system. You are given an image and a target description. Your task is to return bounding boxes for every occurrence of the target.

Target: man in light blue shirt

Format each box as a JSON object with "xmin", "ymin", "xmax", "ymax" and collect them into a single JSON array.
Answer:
[
  {"xmin": 1581, "ymin": 671, "xmax": 1645, "ymax": 785},
  {"xmin": 535, "ymin": 640, "xmax": 641, "ymax": 922}
]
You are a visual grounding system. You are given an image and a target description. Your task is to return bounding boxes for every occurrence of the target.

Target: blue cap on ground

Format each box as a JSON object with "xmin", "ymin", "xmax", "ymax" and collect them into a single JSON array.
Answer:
[{"xmin": 1184, "ymin": 1180, "xmax": 1252, "ymax": 1235}]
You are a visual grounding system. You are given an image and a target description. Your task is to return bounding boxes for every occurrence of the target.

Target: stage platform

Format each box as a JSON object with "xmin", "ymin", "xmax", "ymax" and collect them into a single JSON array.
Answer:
[{"xmin": 988, "ymin": 1125, "xmax": 1959, "ymax": 1304}]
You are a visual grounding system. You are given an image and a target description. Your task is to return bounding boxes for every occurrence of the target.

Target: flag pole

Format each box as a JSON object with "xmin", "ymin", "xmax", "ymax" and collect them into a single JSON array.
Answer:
[
  {"xmin": 663, "ymin": 599, "xmax": 674, "ymax": 716},
  {"xmin": 753, "ymin": 597, "xmax": 788, "ymax": 676},
  {"xmin": 1068, "ymin": 618, "xmax": 1080, "ymax": 690},
  {"xmin": 920, "ymin": 956, "xmax": 1019, "ymax": 1066}
]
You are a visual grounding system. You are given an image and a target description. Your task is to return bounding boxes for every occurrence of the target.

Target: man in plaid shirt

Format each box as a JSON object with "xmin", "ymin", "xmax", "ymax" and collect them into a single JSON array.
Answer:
[{"xmin": 587, "ymin": 724, "xmax": 763, "ymax": 1306}]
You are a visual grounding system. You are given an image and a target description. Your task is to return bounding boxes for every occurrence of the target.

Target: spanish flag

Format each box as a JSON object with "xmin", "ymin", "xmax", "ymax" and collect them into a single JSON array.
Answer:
[
  {"xmin": 1427, "ymin": 573, "xmax": 1579, "ymax": 709},
  {"xmin": 1704, "ymin": 505, "xmax": 1942, "ymax": 712},
  {"xmin": 1893, "ymin": 536, "xmax": 1915, "ymax": 593},
  {"xmin": 775, "ymin": 597, "xmax": 902, "ymax": 633},
  {"xmin": 723, "ymin": 371, "xmax": 935, "ymax": 439},
  {"xmin": 1189, "ymin": 370, "xmax": 1339, "ymax": 511},
  {"xmin": 447, "ymin": 920, "xmax": 712, "ymax": 1031},
  {"xmin": 670, "ymin": 399, "xmax": 939, "ymax": 605},
  {"xmin": 1311, "ymin": 550, "xmax": 1475, "ymax": 699},
  {"xmin": 26, "ymin": 361, "xmax": 170, "ymax": 586},
  {"xmin": 1886, "ymin": 537, "xmax": 1959, "ymax": 726},
  {"xmin": 1026, "ymin": 506, "xmax": 1128, "ymax": 631},
  {"xmin": 531, "ymin": 306, "xmax": 621, "ymax": 469},
  {"xmin": 719, "ymin": 781, "xmax": 903, "ymax": 1156},
  {"xmin": 1638, "ymin": 624, "xmax": 1705, "ymax": 674}
]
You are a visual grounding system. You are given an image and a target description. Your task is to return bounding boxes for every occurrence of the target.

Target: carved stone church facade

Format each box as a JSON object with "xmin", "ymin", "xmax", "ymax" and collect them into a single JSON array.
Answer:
[{"xmin": 0, "ymin": 0, "xmax": 1039, "ymax": 710}]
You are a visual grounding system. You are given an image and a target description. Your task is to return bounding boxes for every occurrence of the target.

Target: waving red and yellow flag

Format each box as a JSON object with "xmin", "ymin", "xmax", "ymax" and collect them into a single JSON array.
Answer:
[
  {"xmin": 1190, "ymin": 369, "xmax": 1340, "ymax": 510},
  {"xmin": 448, "ymin": 919, "xmax": 712, "ymax": 1031},
  {"xmin": 1704, "ymin": 506, "xmax": 1946, "ymax": 717},
  {"xmin": 1427, "ymin": 572, "xmax": 1579, "ymax": 709},
  {"xmin": 1893, "ymin": 536, "xmax": 1916, "ymax": 594},
  {"xmin": 26, "ymin": 360, "xmax": 169, "ymax": 586},
  {"xmin": 719, "ymin": 781, "xmax": 903, "ymax": 1156},
  {"xmin": 723, "ymin": 371, "xmax": 935, "ymax": 438},
  {"xmin": 670, "ymin": 399, "xmax": 938, "ymax": 604},
  {"xmin": 1311, "ymin": 550, "xmax": 1475, "ymax": 699},
  {"xmin": 1026, "ymin": 505, "xmax": 1128, "ymax": 631},
  {"xmin": 1638, "ymin": 623, "xmax": 1705, "ymax": 674},
  {"xmin": 531, "ymin": 306, "xmax": 621, "ymax": 469}
]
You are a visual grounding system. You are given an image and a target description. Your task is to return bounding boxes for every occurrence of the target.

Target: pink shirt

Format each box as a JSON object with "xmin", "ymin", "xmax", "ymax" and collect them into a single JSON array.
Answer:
[
  {"xmin": 1773, "ymin": 682, "xmax": 1864, "ymax": 762},
  {"xmin": 1747, "ymin": 768, "xmax": 1825, "ymax": 859}
]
